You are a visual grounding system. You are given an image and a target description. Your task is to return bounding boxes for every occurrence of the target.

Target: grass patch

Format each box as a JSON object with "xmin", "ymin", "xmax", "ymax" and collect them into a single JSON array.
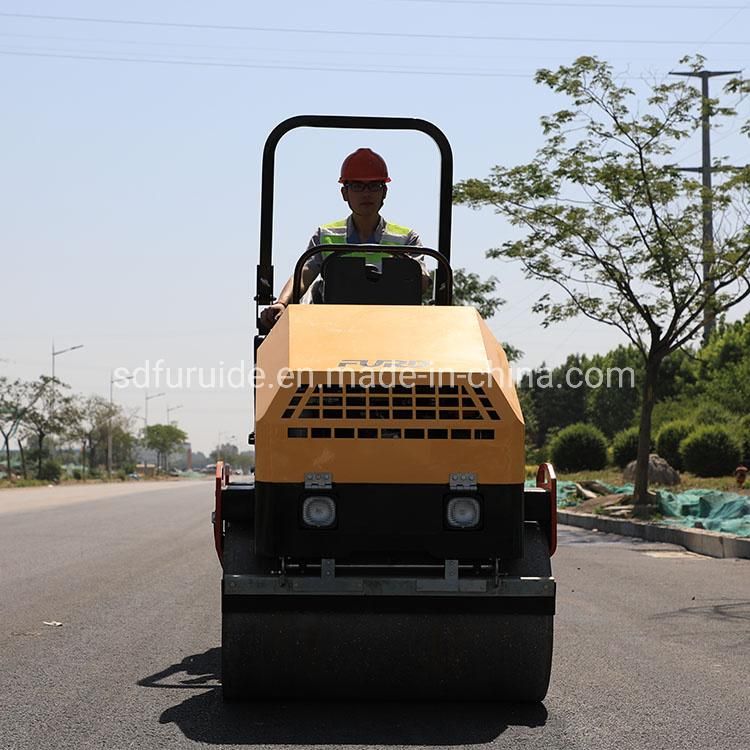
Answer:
[{"xmin": 557, "ymin": 468, "xmax": 742, "ymax": 493}]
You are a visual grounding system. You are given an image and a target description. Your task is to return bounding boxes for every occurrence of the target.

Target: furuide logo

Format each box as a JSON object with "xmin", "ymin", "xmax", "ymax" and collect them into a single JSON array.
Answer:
[{"xmin": 337, "ymin": 359, "xmax": 432, "ymax": 368}]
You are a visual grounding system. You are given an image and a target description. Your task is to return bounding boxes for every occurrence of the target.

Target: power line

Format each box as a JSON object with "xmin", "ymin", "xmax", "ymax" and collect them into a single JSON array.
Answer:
[
  {"xmin": 0, "ymin": 32, "xmax": 660, "ymax": 64},
  {"xmin": 0, "ymin": 48, "xmax": 534, "ymax": 77},
  {"xmin": 1, "ymin": 11, "xmax": 750, "ymax": 45},
  {"xmin": 389, "ymin": 0, "xmax": 747, "ymax": 7}
]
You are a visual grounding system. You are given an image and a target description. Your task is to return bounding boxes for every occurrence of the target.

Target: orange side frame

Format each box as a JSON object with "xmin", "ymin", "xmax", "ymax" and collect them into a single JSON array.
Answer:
[
  {"xmin": 214, "ymin": 461, "xmax": 230, "ymax": 565},
  {"xmin": 536, "ymin": 462, "xmax": 557, "ymax": 556}
]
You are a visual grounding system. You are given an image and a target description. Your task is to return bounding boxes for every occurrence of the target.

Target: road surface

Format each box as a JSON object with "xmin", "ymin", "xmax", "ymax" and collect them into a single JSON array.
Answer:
[{"xmin": 1, "ymin": 481, "xmax": 748, "ymax": 749}]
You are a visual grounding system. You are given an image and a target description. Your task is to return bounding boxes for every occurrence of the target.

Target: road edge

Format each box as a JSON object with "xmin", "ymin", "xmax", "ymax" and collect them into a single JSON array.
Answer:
[{"xmin": 558, "ymin": 510, "xmax": 750, "ymax": 559}]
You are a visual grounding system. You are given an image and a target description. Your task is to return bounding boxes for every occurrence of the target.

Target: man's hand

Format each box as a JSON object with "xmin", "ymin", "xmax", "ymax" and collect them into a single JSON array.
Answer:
[{"xmin": 259, "ymin": 303, "xmax": 286, "ymax": 331}]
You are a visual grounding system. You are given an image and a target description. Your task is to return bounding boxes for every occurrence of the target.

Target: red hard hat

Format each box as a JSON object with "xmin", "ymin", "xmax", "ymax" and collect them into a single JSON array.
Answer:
[{"xmin": 339, "ymin": 148, "xmax": 391, "ymax": 183}]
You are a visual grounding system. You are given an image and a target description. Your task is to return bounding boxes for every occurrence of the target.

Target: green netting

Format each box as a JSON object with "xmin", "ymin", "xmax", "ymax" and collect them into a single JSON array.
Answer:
[
  {"xmin": 527, "ymin": 477, "xmax": 750, "ymax": 537},
  {"xmin": 655, "ymin": 488, "xmax": 750, "ymax": 536}
]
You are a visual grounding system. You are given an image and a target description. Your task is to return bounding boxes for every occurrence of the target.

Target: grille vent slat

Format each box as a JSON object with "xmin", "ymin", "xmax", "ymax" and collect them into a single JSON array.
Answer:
[{"xmin": 282, "ymin": 383, "xmax": 499, "ymax": 440}]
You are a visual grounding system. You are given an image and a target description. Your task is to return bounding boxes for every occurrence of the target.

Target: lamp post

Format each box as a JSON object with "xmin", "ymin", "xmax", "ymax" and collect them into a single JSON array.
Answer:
[
  {"xmin": 108, "ymin": 371, "xmax": 135, "ymax": 477},
  {"xmin": 166, "ymin": 404, "xmax": 183, "ymax": 425},
  {"xmin": 144, "ymin": 391, "xmax": 166, "ymax": 431},
  {"xmin": 50, "ymin": 341, "xmax": 84, "ymax": 456},
  {"xmin": 144, "ymin": 392, "xmax": 165, "ymax": 473},
  {"xmin": 51, "ymin": 342, "xmax": 84, "ymax": 387}
]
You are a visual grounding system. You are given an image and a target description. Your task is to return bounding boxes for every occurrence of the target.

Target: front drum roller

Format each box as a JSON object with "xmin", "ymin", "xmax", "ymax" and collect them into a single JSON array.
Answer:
[{"xmin": 221, "ymin": 523, "xmax": 553, "ymax": 701}]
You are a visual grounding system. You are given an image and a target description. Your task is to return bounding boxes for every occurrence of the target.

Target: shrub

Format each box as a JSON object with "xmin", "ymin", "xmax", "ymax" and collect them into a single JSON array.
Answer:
[
  {"xmin": 39, "ymin": 460, "xmax": 62, "ymax": 482},
  {"xmin": 656, "ymin": 420, "xmax": 694, "ymax": 471},
  {"xmin": 611, "ymin": 427, "xmax": 643, "ymax": 468},
  {"xmin": 692, "ymin": 402, "xmax": 732, "ymax": 425},
  {"xmin": 550, "ymin": 423, "xmax": 608, "ymax": 472},
  {"xmin": 679, "ymin": 426, "xmax": 741, "ymax": 477},
  {"xmin": 72, "ymin": 468, "xmax": 83, "ymax": 480},
  {"xmin": 739, "ymin": 415, "xmax": 750, "ymax": 464}
]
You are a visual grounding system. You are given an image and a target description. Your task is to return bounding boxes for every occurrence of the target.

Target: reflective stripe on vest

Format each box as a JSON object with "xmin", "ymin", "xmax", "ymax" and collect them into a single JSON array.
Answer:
[{"xmin": 319, "ymin": 219, "xmax": 412, "ymax": 262}]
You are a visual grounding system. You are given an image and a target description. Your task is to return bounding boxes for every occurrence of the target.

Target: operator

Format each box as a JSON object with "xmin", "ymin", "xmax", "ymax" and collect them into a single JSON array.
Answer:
[{"xmin": 260, "ymin": 148, "xmax": 427, "ymax": 330}]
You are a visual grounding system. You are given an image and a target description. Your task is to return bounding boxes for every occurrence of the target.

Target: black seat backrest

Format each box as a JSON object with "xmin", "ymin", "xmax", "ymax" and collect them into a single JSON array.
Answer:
[{"xmin": 321, "ymin": 255, "xmax": 422, "ymax": 305}]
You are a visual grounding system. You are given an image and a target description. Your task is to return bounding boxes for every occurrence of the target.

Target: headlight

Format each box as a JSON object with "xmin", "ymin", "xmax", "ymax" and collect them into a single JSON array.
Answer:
[
  {"xmin": 446, "ymin": 496, "xmax": 481, "ymax": 529},
  {"xmin": 302, "ymin": 496, "xmax": 336, "ymax": 528}
]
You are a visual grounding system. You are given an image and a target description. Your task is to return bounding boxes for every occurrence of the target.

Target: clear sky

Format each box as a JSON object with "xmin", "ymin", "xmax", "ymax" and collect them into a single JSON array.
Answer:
[{"xmin": 2, "ymin": 0, "xmax": 749, "ymax": 454}]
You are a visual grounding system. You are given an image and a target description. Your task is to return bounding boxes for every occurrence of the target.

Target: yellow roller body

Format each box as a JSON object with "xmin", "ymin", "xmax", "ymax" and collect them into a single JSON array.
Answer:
[{"xmin": 254, "ymin": 304, "xmax": 524, "ymax": 485}]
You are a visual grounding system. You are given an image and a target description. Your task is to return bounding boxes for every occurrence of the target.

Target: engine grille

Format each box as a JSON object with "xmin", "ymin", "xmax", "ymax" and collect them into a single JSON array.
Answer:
[{"xmin": 282, "ymin": 383, "xmax": 500, "ymax": 440}]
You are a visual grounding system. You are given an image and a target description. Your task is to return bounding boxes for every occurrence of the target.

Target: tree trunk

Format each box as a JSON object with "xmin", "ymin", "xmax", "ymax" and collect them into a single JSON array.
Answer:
[
  {"xmin": 18, "ymin": 438, "xmax": 27, "ymax": 479},
  {"xmin": 2, "ymin": 434, "xmax": 10, "ymax": 479},
  {"xmin": 37, "ymin": 432, "xmax": 45, "ymax": 477},
  {"xmin": 633, "ymin": 354, "xmax": 662, "ymax": 512}
]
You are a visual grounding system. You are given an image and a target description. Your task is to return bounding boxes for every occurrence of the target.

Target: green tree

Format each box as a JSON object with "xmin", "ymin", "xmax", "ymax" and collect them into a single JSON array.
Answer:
[
  {"xmin": 585, "ymin": 346, "xmax": 641, "ymax": 438},
  {"xmin": 519, "ymin": 354, "xmax": 589, "ymax": 447},
  {"xmin": 451, "ymin": 267, "xmax": 521, "ymax": 361},
  {"xmin": 21, "ymin": 376, "xmax": 78, "ymax": 478},
  {"xmin": 454, "ymin": 55, "xmax": 750, "ymax": 510},
  {"xmin": 210, "ymin": 443, "xmax": 239, "ymax": 464},
  {"xmin": 144, "ymin": 424, "xmax": 188, "ymax": 472},
  {"xmin": 0, "ymin": 377, "xmax": 48, "ymax": 479}
]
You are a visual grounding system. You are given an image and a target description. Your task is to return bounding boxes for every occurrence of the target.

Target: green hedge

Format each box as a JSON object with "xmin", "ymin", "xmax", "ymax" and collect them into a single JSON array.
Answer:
[
  {"xmin": 39, "ymin": 460, "xmax": 62, "ymax": 482},
  {"xmin": 611, "ymin": 427, "xmax": 641, "ymax": 468},
  {"xmin": 739, "ymin": 415, "xmax": 750, "ymax": 464},
  {"xmin": 679, "ymin": 426, "xmax": 741, "ymax": 477},
  {"xmin": 656, "ymin": 420, "xmax": 694, "ymax": 471},
  {"xmin": 550, "ymin": 423, "xmax": 608, "ymax": 472}
]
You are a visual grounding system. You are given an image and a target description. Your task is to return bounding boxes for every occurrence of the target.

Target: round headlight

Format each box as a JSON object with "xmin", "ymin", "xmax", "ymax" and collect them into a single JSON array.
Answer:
[
  {"xmin": 446, "ymin": 496, "xmax": 481, "ymax": 529},
  {"xmin": 302, "ymin": 496, "xmax": 336, "ymax": 528}
]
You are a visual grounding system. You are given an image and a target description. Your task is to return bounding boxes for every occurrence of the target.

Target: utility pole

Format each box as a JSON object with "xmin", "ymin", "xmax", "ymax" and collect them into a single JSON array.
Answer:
[
  {"xmin": 108, "ymin": 371, "xmax": 134, "ymax": 477},
  {"xmin": 669, "ymin": 68, "xmax": 741, "ymax": 345}
]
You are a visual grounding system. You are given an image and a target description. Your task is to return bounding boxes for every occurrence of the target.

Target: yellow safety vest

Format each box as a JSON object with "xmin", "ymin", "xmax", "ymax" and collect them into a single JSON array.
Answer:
[{"xmin": 319, "ymin": 219, "xmax": 413, "ymax": 262}]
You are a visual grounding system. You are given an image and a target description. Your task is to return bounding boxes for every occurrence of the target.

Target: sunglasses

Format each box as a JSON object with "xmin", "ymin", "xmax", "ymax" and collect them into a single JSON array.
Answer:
[{"xmin": 345, "ymin": 182, "xmax": 386, "ymax": 193}]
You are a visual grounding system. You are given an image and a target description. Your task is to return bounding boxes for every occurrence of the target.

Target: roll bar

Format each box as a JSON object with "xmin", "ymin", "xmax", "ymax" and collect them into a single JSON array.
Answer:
[{"xmin": 255, "ymin": 115, "xmax": 454, "ymax": 307}]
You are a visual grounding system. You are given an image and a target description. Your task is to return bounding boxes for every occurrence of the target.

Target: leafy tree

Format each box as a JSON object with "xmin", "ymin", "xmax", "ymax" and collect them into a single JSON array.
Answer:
[
  {"xmin": 452, "ymin": 268, "xmax": 504, "ymax": 319},
  {"xmin": 454, "ymin": 55, "xmax": 750, "ymax": 510},
  {"xmin": 0, "ymin": 377, "xmax": 48, "ymax": 479},
  {"xmin": 234, "ymin": 449, "xmax": 256, "ymax": 473},
  {"xmin": 451, "ymin": 267, "xmax": 521, "ymax": 361},
  {"xmin": 519, "ymin": 354, "xmax": 589, "ymax": 447},
  {"xmin": 210, "ymin": 442, "xmax": 239, "ymax": 464},
  {"xmin": 21, "ymin": 376, "xmax": 78, "ymax": 478},
  {"xmin": 585, "ymin": 345, "xmax": 641, "ymax": 438},
  {"xmin": 144, "ymin": 423, "xmax": 188, "ymax": 472},
  {"xmin": 696, "ymin": 313, "xmax": 750, "ymax": 414}
]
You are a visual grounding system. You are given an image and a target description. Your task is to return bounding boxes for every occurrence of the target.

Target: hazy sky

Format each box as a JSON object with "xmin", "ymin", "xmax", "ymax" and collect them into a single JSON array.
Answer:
[{"xmin": 2, "ymin": 0, "xmax": 749, "ymax": 453}]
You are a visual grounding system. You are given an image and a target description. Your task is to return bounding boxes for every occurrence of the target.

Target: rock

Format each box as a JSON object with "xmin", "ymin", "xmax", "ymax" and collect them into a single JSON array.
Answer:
[
  {"xmin": 575, "ymin": 483, "xmax": 599, "ymax": 501},
  {"xmin": 576, "ymin": 493, "xmax": 629, "ymax": 513},
  {"xmin": 623, "ymin": 454, "xmax": 680, "ymax": 486},
  {"xmin": 578, "ymin": 480, "xmax": 613, "ymax": 496}
]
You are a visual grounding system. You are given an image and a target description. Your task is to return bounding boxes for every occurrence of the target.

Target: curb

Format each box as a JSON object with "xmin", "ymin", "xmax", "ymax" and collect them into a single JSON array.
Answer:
[{"xmin": 558, "ymin": 510, "xmax": 750, "ymax": 560}]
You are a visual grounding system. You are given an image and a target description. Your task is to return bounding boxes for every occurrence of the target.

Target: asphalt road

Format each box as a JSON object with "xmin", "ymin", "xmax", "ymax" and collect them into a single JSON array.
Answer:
[{"xmin": 1, "ymin": 481, "xmax": 748, "ymax": 750}]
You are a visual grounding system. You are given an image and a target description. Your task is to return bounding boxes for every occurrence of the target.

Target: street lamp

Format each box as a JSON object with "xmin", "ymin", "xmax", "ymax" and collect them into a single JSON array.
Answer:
[
  {"xmin": 50, "ymin": 341, "xmax": 84, "ymax": 456},
  {"xmin": 51, "ymin": 341, "xmax": 84, "ymax": 386},
  {"xmin": 144, "ymin": 391, "xmax": 165, "ymax": 431},
  {"xmin": 166, "ymin": 404, "xmax": 184, "ymax": 425},
  {"xmin": 108, "ymin": 371, "xmax": 135, "ymax": 477}
]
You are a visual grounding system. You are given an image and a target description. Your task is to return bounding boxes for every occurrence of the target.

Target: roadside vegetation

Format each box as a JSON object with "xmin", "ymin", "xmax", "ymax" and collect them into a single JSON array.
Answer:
[
  {"xmin": 0, "ymin": 375, "xmax": 251, "ymax": 486},
  {"xmin": 456, "ymin": 55, "xmax": 750, "ymax": 511}
]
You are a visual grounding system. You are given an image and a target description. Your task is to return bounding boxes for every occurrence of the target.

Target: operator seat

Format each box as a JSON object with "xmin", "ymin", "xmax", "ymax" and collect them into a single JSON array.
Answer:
[{"xmin": 320, "ymin": 255, "xmax": 422, "ymax": 305}]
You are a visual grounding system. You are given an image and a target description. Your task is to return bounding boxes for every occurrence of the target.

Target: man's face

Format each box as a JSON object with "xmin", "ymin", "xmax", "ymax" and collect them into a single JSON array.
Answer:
[{"xmin": 342, "ymin": 181, "xmax": 387, "ymax": 218}]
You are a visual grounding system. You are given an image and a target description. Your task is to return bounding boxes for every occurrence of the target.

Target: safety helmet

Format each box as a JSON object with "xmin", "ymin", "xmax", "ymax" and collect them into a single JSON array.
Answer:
[{"xmin": 339, "ymin": 148, "xmax": 391, "ymax": 183}]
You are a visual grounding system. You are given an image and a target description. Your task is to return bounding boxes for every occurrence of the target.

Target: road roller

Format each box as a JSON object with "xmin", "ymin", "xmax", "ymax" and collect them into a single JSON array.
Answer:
[{"xmin": 212, "ymin": 115, "xmax": 557, "ymax": 701}]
